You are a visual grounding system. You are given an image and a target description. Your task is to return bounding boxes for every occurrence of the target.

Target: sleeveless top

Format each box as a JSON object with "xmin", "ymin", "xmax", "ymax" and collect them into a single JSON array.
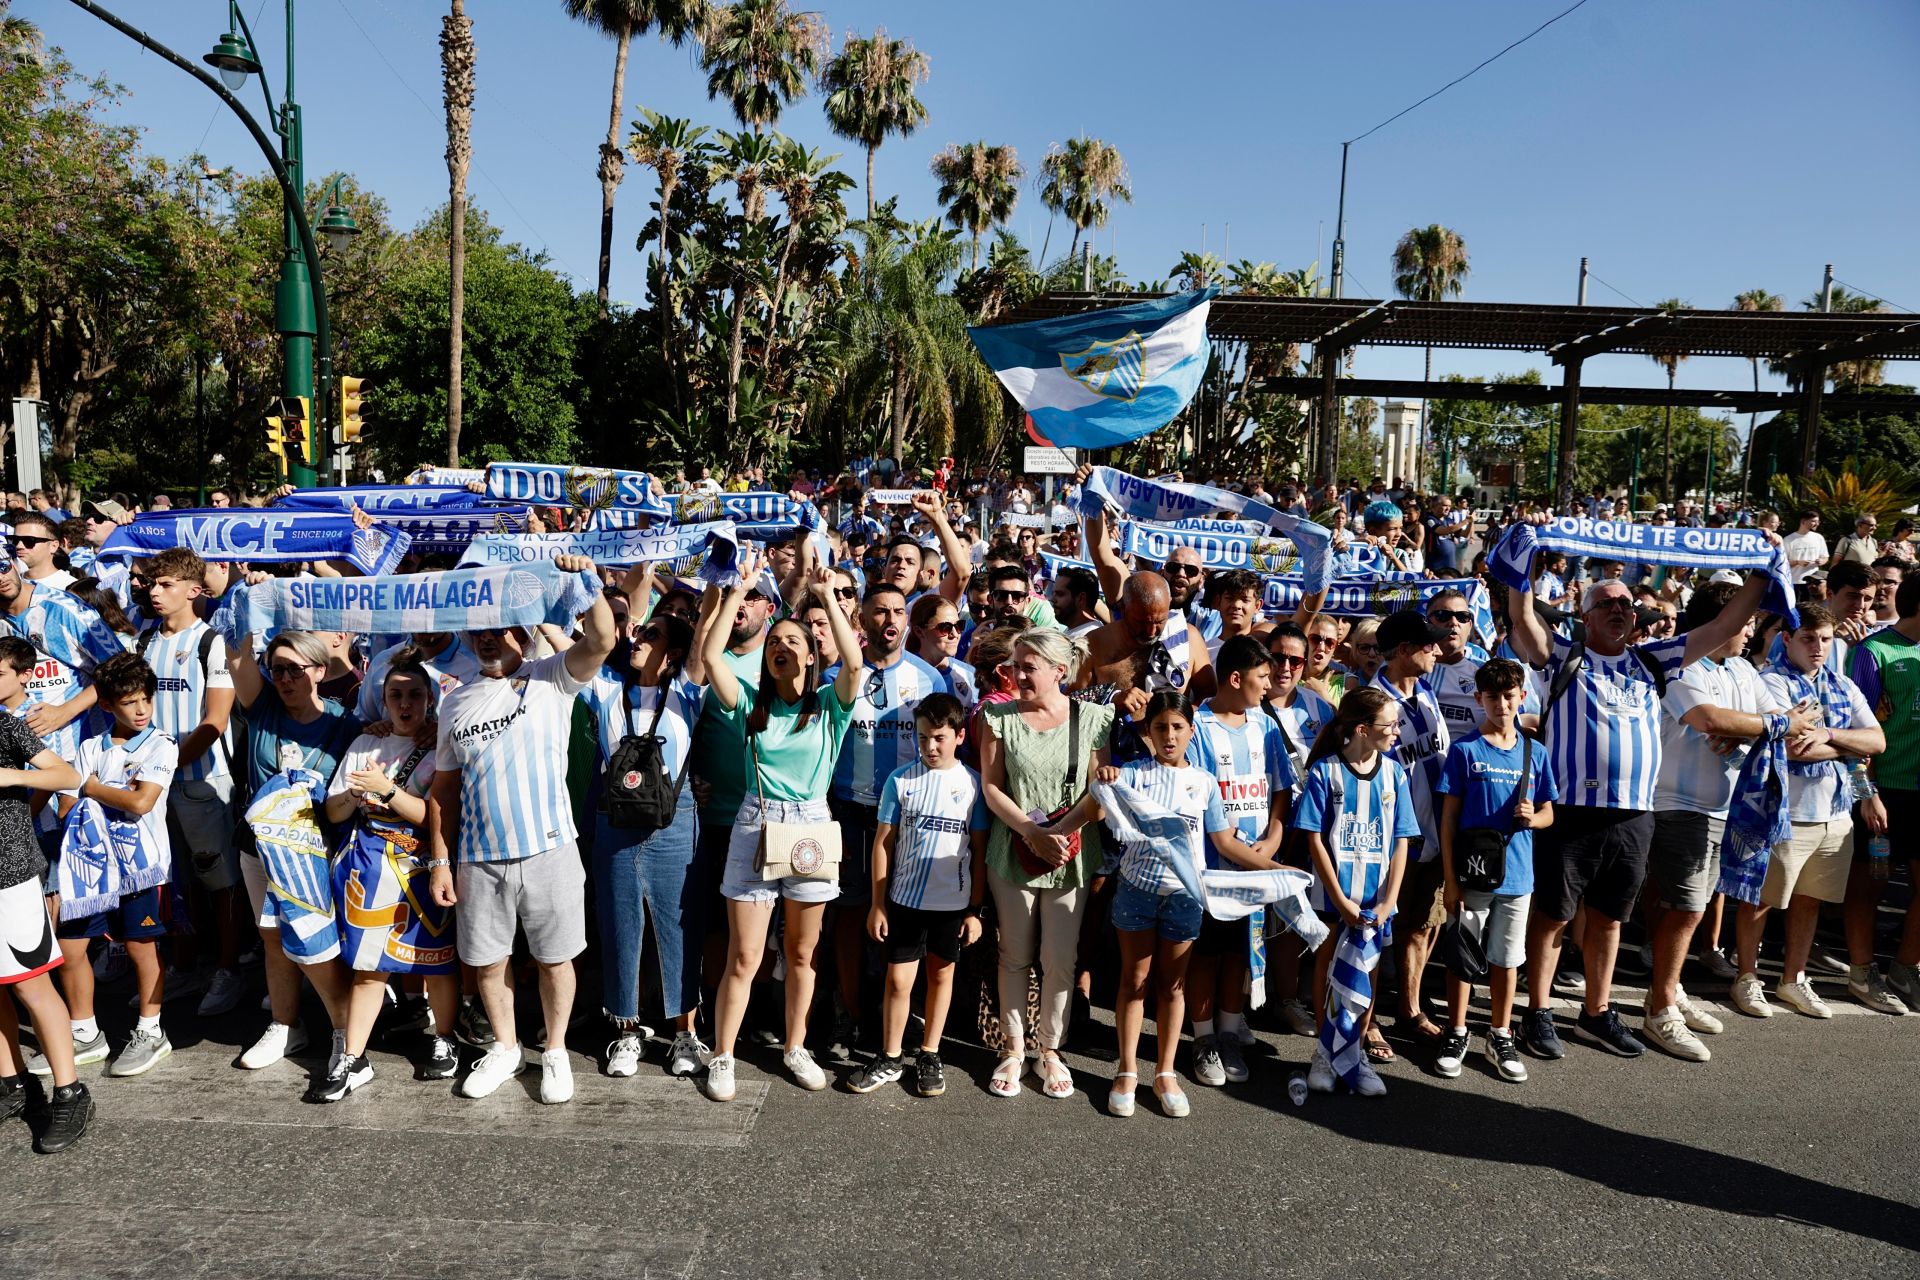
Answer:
[{"xmin": 982, "ymin": 699, "xmax": 1114, "ymax": 890}]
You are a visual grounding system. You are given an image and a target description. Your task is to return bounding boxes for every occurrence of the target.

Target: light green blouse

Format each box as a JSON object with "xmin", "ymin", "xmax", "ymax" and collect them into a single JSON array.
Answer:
[{"xmin": 983, "ymin": 698, "xmax": 1114, "ymax": 890}]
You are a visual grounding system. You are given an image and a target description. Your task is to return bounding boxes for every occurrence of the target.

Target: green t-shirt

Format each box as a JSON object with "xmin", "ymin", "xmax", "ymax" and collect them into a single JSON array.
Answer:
[
  {"xmin": 693, "ymin": 644, "xmax": 767, "ymax": 825},
  {"xmin": 719, "ymin": 678, "xmax": 856, "ymax": 805},
  {"xmin": 1854, "ymin": 628, "xmax": 1920, "ymax": 791}
]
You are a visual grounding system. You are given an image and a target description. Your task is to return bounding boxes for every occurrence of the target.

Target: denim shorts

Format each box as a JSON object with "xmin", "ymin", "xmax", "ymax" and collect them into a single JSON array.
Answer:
[{"xmin": 1110, "ymin": 875, "xmax": 1203, "ymax": 942}]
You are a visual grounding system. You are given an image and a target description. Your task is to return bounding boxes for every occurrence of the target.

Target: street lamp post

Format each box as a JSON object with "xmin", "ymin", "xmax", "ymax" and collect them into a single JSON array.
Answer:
[{"xmin": 65, "ymin": 0, "xmax": 337, "ymax": 488}]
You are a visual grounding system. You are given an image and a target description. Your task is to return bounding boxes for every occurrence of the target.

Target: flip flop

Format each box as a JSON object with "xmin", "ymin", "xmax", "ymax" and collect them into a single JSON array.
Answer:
[{"xmin": 1364, "ymin": 1031, "xmax": 1396, "ymax": 1063}]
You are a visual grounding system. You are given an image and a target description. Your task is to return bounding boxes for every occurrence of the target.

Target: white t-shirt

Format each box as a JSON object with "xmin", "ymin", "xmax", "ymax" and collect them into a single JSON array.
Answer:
[
  {"xmin": 328, "ymin": 732, "xmax": 439, "ymax": 809},
  {"xmin": 69, "ymin": 727, "xmax": 179, "ymax": 873},
  {"xmin": 1783, "ymin": 530, "xmax": 1829, "ymax": 583},
  {"xmin": 1653, "ymin": 657, "xmax": 1780, "ymax": 816}
]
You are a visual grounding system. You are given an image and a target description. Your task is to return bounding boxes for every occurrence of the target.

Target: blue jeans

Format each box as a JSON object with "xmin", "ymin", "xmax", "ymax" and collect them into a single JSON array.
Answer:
[{"xmin": 593, "ymin": 803, "xmax": 705, "ymax": 1025}]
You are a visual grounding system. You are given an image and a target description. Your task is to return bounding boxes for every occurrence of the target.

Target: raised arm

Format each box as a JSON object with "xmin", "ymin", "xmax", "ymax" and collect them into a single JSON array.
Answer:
[
  {"xmin": 1681, "ymin": 566, "xmax": 1770, "ymax": 668},
  {"xmin": 809, "ymin": 565, "xmax": 865, "ymax": 705},
  {"xmin": 557, "ymin": 554, "xmax": 618, "ymax": 684},
  {"xmin": 916, "ymin": 491, "xmax": 974, "ymax": 604},
  {"xmin": 227, "ymin": 632, "xmax": 264, "ymax": 710},
  {"xmin": 682, "ymin": 583, "xmax": 724, "ymax": 687},
  {"xmin": 1506, "ymin": 565, "xmax": 1552, "ymax": 667},
  {"xmin": 1086, "ymin": 507, "xmax": 1129, "ymax": 609},
  {"xmin": 702, "ymin": 575, "xmax": 756, "ymax": 712}
]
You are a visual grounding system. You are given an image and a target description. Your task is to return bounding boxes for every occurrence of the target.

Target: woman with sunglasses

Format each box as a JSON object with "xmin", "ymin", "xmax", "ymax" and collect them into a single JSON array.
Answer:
[
  {"xmin": 226, "ymin": 629, "xmax": 363, "ymax": 1074},
  {"xmin": 1301, "ymin": 614, "xmax": 1349, "ymax": 705},
  {"xmin": 909, "ymin": 594, "xmax": 977, "ymax": 708},
  {"xmin": 581, "ymin": 587, "xmax": 725, "ymax": 1081}
]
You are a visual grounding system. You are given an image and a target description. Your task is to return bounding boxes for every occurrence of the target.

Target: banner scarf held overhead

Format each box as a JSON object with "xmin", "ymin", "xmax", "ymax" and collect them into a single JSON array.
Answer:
[
  {"xmin": 1489, "ymin": 517, "xmax": 1797, "ymax": 627},
  {"xmin": 1078, "ymin": 466, "xmax": 1333, "ymax": 595},
  {"xmin": 1261, "ymin": 574, "xmax": 1498, "ymax": 646},
  {"xmin": 968, "ymin": 288, "xmax": 1218, "ymax": 449},
  {"xmin": 235, "ymin": 558, "xmax": 601, "ymax": 640},
  {"xmin": 405, "ymin": 465, "xmax": 486, "ymax": 486},
  {"xmin": 98, "ymin": 511, "xmax": 411, "ymax": 577},
  {"xmin": 485, "ymin": 462, "xmax": 671, "ymax": 515},
  {"xmin": 271, "ymin": 485, "xmax": 501, "ymax": 514},
  {"xmin": 587, "ymin": 492, "xmax": 831, "ymax": 563},
  {"xmin": 457, "ymin": 520, "xmax": 742, "ymax": 585},
  {"xmin": 363, "ymin": 507, "xmax": 530, "ymax": 556}
]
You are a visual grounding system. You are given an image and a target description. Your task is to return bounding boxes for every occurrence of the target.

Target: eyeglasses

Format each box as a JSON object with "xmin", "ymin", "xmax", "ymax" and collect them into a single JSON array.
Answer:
[
  {"xmin": 928, "ymin": 620, "xmax": 963, "ymax": 635},
  {"xmin": 1271, "ymin": 653, "xmax": 1306, "ymax": 669},
  {"xmin": 7, "ymin": 536, "xmax": 51, "ymax": 550},
  {"xmin": 267, "ymin": 663, "xmax": 318, "ymax": 680},
  {"xmin": 1427, "ymin": 609, "xmax": 1473, "ymax": 624},
  {"xmin": 1355, "ymin": 642, "xmax": 1380, "ymax": 654},
  {"xmin": 862, "ymin": 667, "xmax": 890, "ymax": 710},
  {"xmin": 1366, "ymin": 719, "xmax": 1401, "ymax": 733}
]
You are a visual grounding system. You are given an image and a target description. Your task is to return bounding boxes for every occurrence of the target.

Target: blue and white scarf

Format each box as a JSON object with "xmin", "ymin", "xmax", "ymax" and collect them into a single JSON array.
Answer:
[
  {"xmin": 406, "ymin": 465, "xmax": 486, "ymax": 486},
  {"xmin": 1490, "ymin": 518, "xmax": 1797, "ymax": 626},
  {"xmin": 588, "ymin": 493, "xmax": 831, "ymax": 560},
  {"xmin": 234, "ymin": 559, "xmax": 601, "ymax": 640},
  {"xmin": 98, "ymin": 512, "xmax": 411, "ymax": 576},
  {"xmin": 1260, "ymin": 575, "xmax": 1497, "ymax": 646},
  {"xmin": 246, "ymin": 767, "xmax": 340, "ymax": 965},
  {"xmin": 1319, "ymin": 912, "xmax": 1394, "ymax": 1090},
  {"xmin": 1092, "ymin": 778, "xmax": 1208, "ymax": 904},
  {"xmin": 1716, "ymin": 716, "xmax": 1792, "ymax": 906},
  {"xmin": 271, "ymin": 485, "xmax": 492, "ymax": 513},
  {"xmin": 486, "ymin": 462, "xmax": 670, "ymax": 514},
  {"xmin": 1764, "ymin": 657, "xmax": 1857, "ymax": 797},
  {"xmin": 359, "ymin": 507, "xmax": 531, "ymax": 555},
  {"xmin": 458, "ymin": 520, "xmax": 741, "ymax": 584},
  {"xmin": 1079, "ymin": 466, "xmax": 1332, "ymax": 593},
  {"xmin": 1202, "ymin": 866, "xmax": 1330, "ymax": 1008}
]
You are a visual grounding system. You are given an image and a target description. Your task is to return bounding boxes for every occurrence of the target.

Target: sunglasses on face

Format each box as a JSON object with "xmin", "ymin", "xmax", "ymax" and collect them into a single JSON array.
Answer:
[
  {"xmin": 129, "ymin": 573, "xmax": 153, "ymax": 587},
  {"xmin": 268, "ymin": 663, "xmax": 317, "ymax": 680},
  {"xmin": 7, "ymin": 536, "xmax": 51, "ymax": 550},
  {"xmin": 1271, "ymin": 653, "xmax": 1307, "ymax": 669},
  {"xmin": 1428, "ymin": 609, "xmax": 1473, "ymax": 624},
  {"xmin": 1164, "ymin": 563, "xmax": 1204, "ymax": 578},
  {"xmin": 636, "ymin": 625, "xmax": 667, "ymax": 643},
  {"xmin": 833, "ymin": 586, "xmax": 858, "ymax": 600},
  {"xmin": 990, "ymin": 589, "xmax": 1028, "ymax": 603},
  {"xmin": 927, "ymin": 620, "xmax": 963, "ymax": 636},
  {"xmin": 1589, "ymin": 596, "xmax": 1635, "ymax": 614}
]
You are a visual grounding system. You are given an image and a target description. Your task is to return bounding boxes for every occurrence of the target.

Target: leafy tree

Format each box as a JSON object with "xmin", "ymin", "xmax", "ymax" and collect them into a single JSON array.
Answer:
[
  {"xmin": 929, "ymin": 142, "xmax": 1021, "ymax": 269},
  {"xmin": 700, "ymin": 0, "xmax": 826, "ymax": 133},
  {"xmin": 818, "ymin": 29, "xmax": 928, "ymax": 222},
  {"xmin": 1771, "ymin": 459, "xmax": 1919, "ymax": 527},
  {"xmin": 627, "ymin": 109, "xmax": 716, "ymax": 405},
  {"xmin": 562, "ymin": 0, "xmax": 710, "ymax": 311},
  {"xmin": 1646, "ymin": 296, "xmax": 1690, "ymax": 504}
]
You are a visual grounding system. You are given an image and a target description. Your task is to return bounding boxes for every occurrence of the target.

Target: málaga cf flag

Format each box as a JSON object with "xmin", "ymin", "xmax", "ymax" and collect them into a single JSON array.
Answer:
[{"xmin": 968, "ymin": 287, "xmax": 1218, "ymax": 449}]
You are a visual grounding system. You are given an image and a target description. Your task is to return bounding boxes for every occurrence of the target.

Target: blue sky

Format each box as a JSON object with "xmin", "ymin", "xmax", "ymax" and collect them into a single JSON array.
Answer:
[{"xmin": 29, "ymin": 0, "xmax": 1920, "ymax": 400}]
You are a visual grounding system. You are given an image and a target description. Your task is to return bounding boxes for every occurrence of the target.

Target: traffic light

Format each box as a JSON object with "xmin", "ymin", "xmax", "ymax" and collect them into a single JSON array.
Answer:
[
  {"xmin": 265, "ymin": 415, "xmax": 287, "ymax": 470},
  {"xmin": 338, "ymin": 377, "xmax": 365, "ymax": 446},
  {"xmin": 275, "ymin": 395, "xmax": 313, "ymax": 465}
]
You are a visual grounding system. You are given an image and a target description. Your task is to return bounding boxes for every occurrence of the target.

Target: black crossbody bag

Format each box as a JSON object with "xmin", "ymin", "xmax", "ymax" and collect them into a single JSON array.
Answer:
[{"xmin": 1457, "ymin": 735, "xmax": 1532, "ymax": 893}]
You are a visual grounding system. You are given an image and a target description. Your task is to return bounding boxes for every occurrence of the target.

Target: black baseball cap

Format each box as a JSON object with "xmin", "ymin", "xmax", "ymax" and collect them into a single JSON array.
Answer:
[{"xmin": 1376, "ymin": 609, "xmax": 1447, "ymax": 652}]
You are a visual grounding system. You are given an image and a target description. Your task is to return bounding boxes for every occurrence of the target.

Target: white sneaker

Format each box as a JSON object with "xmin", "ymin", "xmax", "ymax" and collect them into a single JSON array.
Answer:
[
  {"xmin": 1730, "ymin": 972, "xmax": 1772, "ymax": 1018},
  {"xmin": 1643, "ymin": 1007, "xmax": 1710, "ymax": 1062},
  {"xmin": 1675, "ymin": 987, "xmax": 1725, "ymax": 1035},
  {"xmin": 783, "ymin": 1045, "xmax": 828, "ymax": 1091},
  {"xmin": 1230, "ymin": 1020, "xmax": 1257, "ymax": 1048},
  {"xmin": 1351, "ymin": 1058, "xmax": 1388, "ymax": 1097},
  {"xmin": 1306, "ymin": 1046, "xmax": 1336, "ymax": 1094},
  {"xmin": 667, "ymin": 1031, "xmax": 712, "ymax": 1077},
  {"xmin": 703, "ymin": 1053, "xmax": 737, "ymax": 1101},
  {"xmin": 1847, "ymin": 968, "xmax": 1909, "ymax": 1016},
  {"xmin": 238, "ymin": 1022, "xmax": 307, "ymax": 1070},
  {"xmin": 538, "ymin": 1048, "xmax": 574, "ymax": 1104},
  {"xmin": 196, "ymin": 968, "xmax": 244, "ymax": 1017},
  {"xmin": 458, "ymin": 1043, "xmax": 528, "ymax": 1098},
  {"xmin": 605, "ymin": 1033, "xmax": 643, "ymax": 1078},
  {"xmin": 1776, "ymin": 975, "xmax": 1833, "ymax": 1019},
  {"xmin": 1280, "ymin": 999, "xmax": 1317, "ymax": 1037}
]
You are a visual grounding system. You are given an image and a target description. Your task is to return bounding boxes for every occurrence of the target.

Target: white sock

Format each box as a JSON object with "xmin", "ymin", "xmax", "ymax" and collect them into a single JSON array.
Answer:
[
  {"xmin": 1192, "ymin": 1018, "xmax": 1215, "ymax": 1039},
  {"xmin": 1451, "ymin": 1024, "xmax": 1468, "ymax": 1036},
  {"xmin": 71, "ymin": 1017, "xmax": 100, "ymax": 1041},
  {"xmin": 136, "ymin": 1013, "xmax": 162, "ymax": 1034},
  {"xmin": 1218, "ymin": 1011, "xmax": 1245, "ymax": 1034}
]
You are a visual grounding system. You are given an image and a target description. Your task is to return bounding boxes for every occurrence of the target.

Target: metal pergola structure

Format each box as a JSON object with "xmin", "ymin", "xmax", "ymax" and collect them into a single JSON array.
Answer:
[{"xmin": 993, "ymin": 293, "xmax": 1920, "ymax": 507}]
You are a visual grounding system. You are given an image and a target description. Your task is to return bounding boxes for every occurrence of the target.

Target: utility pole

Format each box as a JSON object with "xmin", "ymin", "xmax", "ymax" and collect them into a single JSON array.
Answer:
[
  {"xmin": 1330, "ymin": 142, "xmax": 1349, "ymax": 299},
  {"xmin": 1577, "ymin": 256, "xmax": 1589, "ymax": 306}
]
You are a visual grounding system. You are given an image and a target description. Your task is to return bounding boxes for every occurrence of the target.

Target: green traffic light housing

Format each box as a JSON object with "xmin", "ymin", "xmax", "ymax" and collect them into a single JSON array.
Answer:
[{"xmin": 203, "ymin": 30, "xmax": 261, "ymax": 91}]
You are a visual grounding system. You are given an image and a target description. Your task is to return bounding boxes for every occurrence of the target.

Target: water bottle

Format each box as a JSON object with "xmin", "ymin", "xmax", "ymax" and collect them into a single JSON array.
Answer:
[
  {"xmin": 1869, "ymin": 836, "xmax": 1892, "ymax": 883},
  {"xmin": 1287, "ymin": 1073, "xmax": 1309, "ymax": 1107}
]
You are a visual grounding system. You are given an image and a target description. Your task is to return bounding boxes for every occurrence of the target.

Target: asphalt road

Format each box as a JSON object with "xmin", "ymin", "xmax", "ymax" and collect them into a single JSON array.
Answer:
[{"xmin": 3, "ymin": 959, "xmax": 1917, "ymax": 1279}]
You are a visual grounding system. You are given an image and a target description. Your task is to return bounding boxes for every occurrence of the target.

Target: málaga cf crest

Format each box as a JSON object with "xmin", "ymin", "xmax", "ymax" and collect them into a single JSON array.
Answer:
[{"xmin": 1061, "ymin": 331, "xmax": 1147, "ymax": 401}]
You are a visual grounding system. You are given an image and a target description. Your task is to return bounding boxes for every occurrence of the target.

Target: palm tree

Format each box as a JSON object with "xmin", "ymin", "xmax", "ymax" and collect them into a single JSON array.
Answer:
[
  {"xmin": 1801, "ymin": 285, "xmax": 1891, "ymax": 390},
  {"xmin": 1170, "ymin": 251, "xmax": 1224, "ymax": 291},
  {"xmin": 699, "ymin": 0, "xmax": 826, "ymax": 133},
  {"xmin": 1733, "ymin": 287, "xmax": 1782, "ymax": 499},
  {"xmin": 715, "ymin": 129, "xmax": 779, "ymax": 430},
  {"xmin": 765, "ymin": 137, "xmax": 849, "ymax": 358},
  {"xmin": 562, "ymin": 0, "xmax": 709, "ymax": 312},
  {"xmin": 627, "ymin": 109, "xmax": 714, "ymax": 401},
  {"xmin": 1389, "ymin": 224, "xmax": 1469, "ymax": 490},
  {"xmin": 1647, "ymin": 297, "xmax": 1690, "ymax": 504},
  {"xmin": 1037, "ymin": 137, "xmax": 1131, "ymax": 267},
  {"xmin": 819, "ymin": 29, "xmax": 929, "ymax": 222},
  {"xmin": 929, "ymin": 142, "xmax": 1021, "ymax": 268},
  {"xmin": 440, "ymin": 0, "xmax": 475, "ymax": 466}
]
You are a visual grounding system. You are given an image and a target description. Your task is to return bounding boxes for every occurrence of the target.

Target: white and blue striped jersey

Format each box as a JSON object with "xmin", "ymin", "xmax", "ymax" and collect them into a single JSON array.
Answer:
[
  {"xmin": 875, "ymin": 760, "xmax": 988, "ymax": 911},
  {"xmin": 2, "ymin": 586, "xmax": 129, "ymax": 759},
  {"xmin": 1423, "ymin": 651, "xmax": 1540, "ymax": 740},
  {"xmin": 357, "ymin": 638, "xmax": 482, "ymax": 722},
  {"xmin": 141, "ymin": 621, "xmax": 233, "ymax": 782},
  {"xmin": 436, "ymin": 653, "xmax": 587, "ymax": 863},
  {"xmin": 1372, "ymin": 671, "xmax": 1449, "ymax": 859},
  {"xmin": 1112, "ymin": 760, "xmax": 1228, "ymax": 895},
  {"xmin": 1293, "ymin": 754, "xmax": 1420, "ymax": 912},
  {"xmin": 580, "ymin": 669, "xmax": 705, "ymax": 780},
  {"xmin": 1541, "ymin": 633, "xmax": 1687, "ymax": 813},
  {"xmin": 935, "ymin": 656, "xmax": 979, "ymax": 709},
  {"xmin": 67, "ymin": 726, "xmax": 179, "ymax": 875},
  {"xmin": 825, "ymin": 650, "xmax": 946, "ymax": 806},
  {"xmin": 1187, "ymin": 703, "xmax": 1295, "ymax": 867},
  {"xmin": 1269, "ymin": 686, "xmax": 1334, "ymax": 793}
]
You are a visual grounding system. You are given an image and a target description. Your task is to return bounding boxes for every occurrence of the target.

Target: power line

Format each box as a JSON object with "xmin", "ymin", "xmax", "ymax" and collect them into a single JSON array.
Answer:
[
  {"xmin": 1831, "ymin": 275, "xmax": 1913, "ymax": 314},
  {"xmin": 1346, "ymin": 0, "xmax": 1595, "ymax": 145},
  {"xmin": 1585, "ymin": 271, "xmax": 1643, "ymax": 307}
]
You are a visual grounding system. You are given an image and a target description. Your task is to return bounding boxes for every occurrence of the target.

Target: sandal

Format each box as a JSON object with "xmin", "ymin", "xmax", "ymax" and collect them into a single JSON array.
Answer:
[
  {"xmin": 1153, "ymin": 1070, "xmax": 1191, "ymax": 1118},
  {"xmin": 1107, "ymin": 1070, "xmax": 1137, "ymax": 1117},
  {"xmin": 1402, "ymin": 1013, "xmax": 1443, "ymax": 1040},
  {"xmin": 989, "ymin": 1053, "xmax": 1023, "ymax": 1098},
  {"xmin": 1036, "ymin": 1049, "xmax": 1074, "ymax": 1100},
  {"xmin": 1364, "ymin": 1030, "xmax": 1396, "ymax": 1064}
]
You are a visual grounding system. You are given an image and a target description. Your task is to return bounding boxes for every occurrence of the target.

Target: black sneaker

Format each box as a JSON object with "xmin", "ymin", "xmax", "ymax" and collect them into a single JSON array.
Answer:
[
  {"xmin": 454, "ymin": 999, "xmax": 495, "ymax": 1049},
  {"xmin": 828, "ymin": 1011, "xmax": 861, "ymax": 1064},
  {"xmin": 388, "ymin": 994, "xmax": 434, "ymax": 1035},
  {"xmin": 305, "ymin": 1053, "xmax": 374, "ymax": 1103},
  {"xmin": 914, "ymin": 1051, "xmax": 947, "ymax": 1097},
  {"xmin": 1519, "ymin": 1007, "xmax": 1564, "ymax": 1060},
  {"xmin": 420, "ymin": 1035, "xmax": 460, "ymax": 1081},
  {"xmin": 35, "ymin": 1082, "xmax": 93, "ymax": 1154},
  {"xmin": 846, "ymin": 1053, "xmax": 905, "ymax": 1094},
  {"xmin": 0, "ymin": 1075, "xmax": 29, "ymax": 1124},
  {"xmin": 1434, "ymin": 1029, "xmax": 1471, "ymax": 1079},
  {"xmin": 1574, "ymin": 1007, "xmax": 1645, "ymax": 1058}
]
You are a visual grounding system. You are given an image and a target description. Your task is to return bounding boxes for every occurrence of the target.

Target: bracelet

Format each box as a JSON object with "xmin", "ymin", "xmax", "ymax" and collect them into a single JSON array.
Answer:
[
  {"xmin": 379, "ymin": 786, "xmax": 398, "ymax": 804},
  {"xmin": 424, "ymin": 858, "xmax": 451, "ymax": 870}
]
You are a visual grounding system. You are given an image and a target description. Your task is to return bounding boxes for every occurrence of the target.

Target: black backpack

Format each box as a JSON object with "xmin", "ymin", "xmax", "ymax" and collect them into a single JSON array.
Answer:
[{"xmin": 600, "ymin": 683, "xmax": 689, "ymax": 832}]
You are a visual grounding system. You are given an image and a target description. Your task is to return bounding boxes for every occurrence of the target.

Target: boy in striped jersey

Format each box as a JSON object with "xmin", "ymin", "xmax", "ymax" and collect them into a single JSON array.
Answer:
[
  {"xmin": 0, "ymin": 556, "xmax": 126, "ymax": 763},
  {"xmin": 848, "ymin": 694, "xmax": 987, "ymax": 1097}
]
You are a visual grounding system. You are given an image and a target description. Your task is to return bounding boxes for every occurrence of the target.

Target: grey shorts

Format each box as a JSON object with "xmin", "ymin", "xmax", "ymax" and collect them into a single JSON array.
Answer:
[
  {"xmin": 1459, "ymin": 890, "xmax": 1530, "ymax": 971},
  {"xmin": 170, "ymin": 775, "xmax": 237, "ymax": 892},
  {"xmin": 455, "ymin": 842, "xmax": 588, "ymax": 966},
  {"xmin": 1649, "ymin": 811, "xmax": 1725, "ymax": 913}
]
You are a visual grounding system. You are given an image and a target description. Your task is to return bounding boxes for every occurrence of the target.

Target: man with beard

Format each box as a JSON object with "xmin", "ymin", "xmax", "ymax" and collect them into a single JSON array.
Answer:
[
  {"xmin": 824, "ymin": 583, "xmax": 945, "ymax": 1052},
  {"xmin": 1076, "ymin": 572, "xmax": 1217, "ymax": 761},
  {"xmin": 877, "ymin": 536, "xmax": 924, "ymax": 602},
  {"xmin": 1050, "ymin": 567, "xmax": 1104, "ymax": 639}
]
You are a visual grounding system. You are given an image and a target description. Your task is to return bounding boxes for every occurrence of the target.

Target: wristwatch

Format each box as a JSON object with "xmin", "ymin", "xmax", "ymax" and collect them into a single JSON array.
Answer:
[
  {"xmin": 424, "ymin": 857, "xmax": 451, "ymax": 870},
  {"xmin": 378, "ymin": 785, "xmax": 398, "ymax": 804}
]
